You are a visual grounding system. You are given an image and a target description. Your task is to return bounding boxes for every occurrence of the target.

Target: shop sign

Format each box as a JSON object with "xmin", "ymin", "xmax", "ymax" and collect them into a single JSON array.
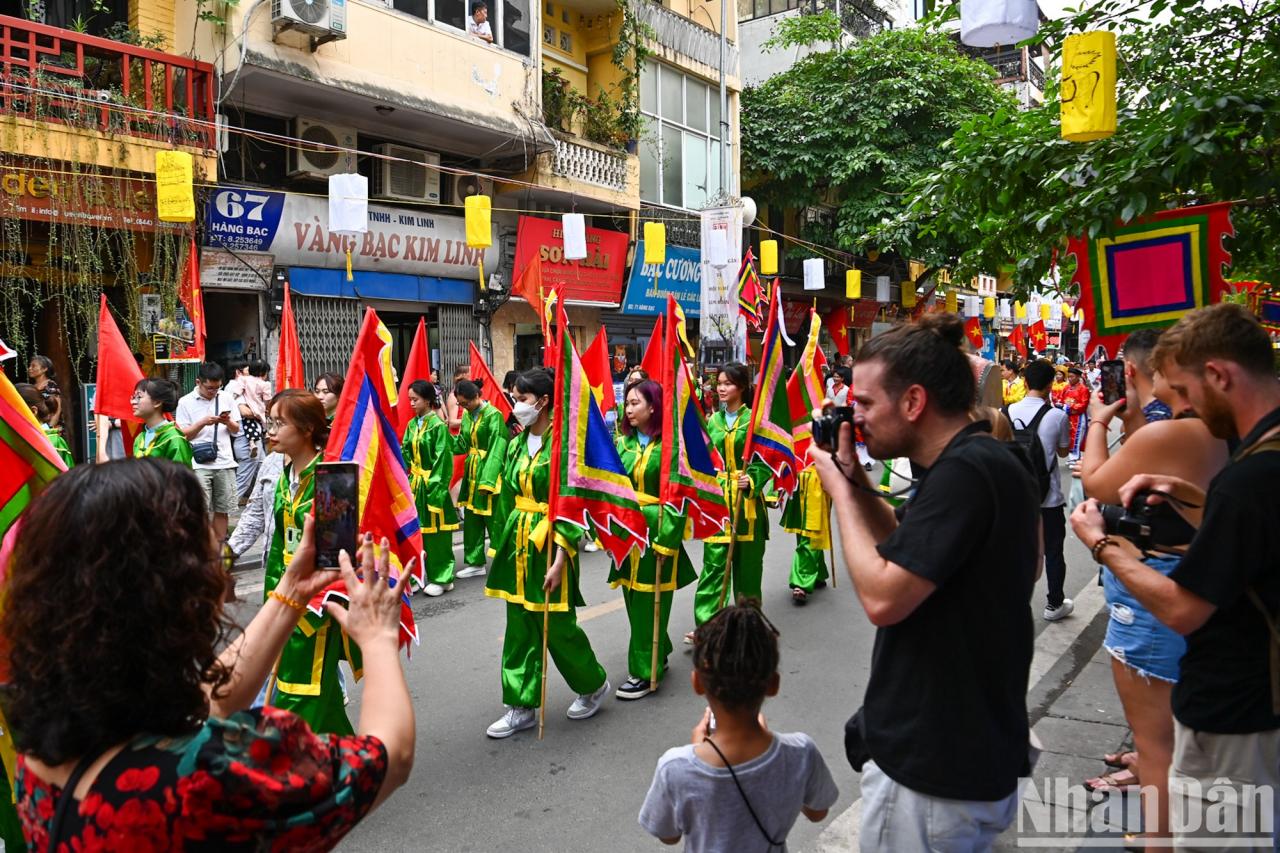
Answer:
[
  {"xmin": 0, "ymin": 167, "xmax": 180, "ymax": 232},
  {"xmin": 200, "ymin": 248, "xmax": 273, "ymax": 291},
  {"xmin": 781, "ymin": 300, "xmax": 812, "ymax": 336},
  {"xmin": 514, "ymin": 216, "xmax": 628, "ymax": 305},
  {"xmin": 621, "ymin": 240, "xmax": 701, "ymax": 317},
  {"xmin": 699, "ymin": 206, "xmax": 742, "ymax": 342},
  {"xmin": 850, "ymin": 301, "xmax": 880, "ymax": 329},
  {"xmin": 205, "ymin": 186, "xmax": 498, "ymax": 279}
]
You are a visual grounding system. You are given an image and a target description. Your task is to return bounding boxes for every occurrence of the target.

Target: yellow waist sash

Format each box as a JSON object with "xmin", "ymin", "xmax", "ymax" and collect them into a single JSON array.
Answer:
[
  {"xmin": 719, "ymin": 473, "xmax": 757, "ymax": 521},
  {"xmin": 410, "ymin": 465, "xmax": 432, "ymax": 489},
  {"xmin": 515, "ymin": 495, "xmax": 551, "ymax": 549}
]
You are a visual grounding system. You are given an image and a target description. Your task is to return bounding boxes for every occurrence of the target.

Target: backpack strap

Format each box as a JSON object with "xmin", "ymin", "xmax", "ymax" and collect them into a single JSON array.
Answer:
[{"xmin": 1026, "ymin": 400, "xmax": 1052, "ymax": 432}]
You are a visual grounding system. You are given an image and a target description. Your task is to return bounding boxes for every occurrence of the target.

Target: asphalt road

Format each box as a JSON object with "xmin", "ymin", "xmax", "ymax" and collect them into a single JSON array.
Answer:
[{"xmin": 227, "ymin": 473, "xmax": 1104, "ymax": 853}]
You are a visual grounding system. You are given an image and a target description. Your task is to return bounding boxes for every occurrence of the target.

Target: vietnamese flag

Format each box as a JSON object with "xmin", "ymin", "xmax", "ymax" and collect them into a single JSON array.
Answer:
[
  {"xmin": 823, "ymin": 309, "xmax": 850, "ymax": 357},
  {"xmin": 1028, "ymin": 320, "xmax": 1048, "ymax": 353},
  {"xmin": 467, "ymin": 341, "xmax": 514, "ymax": 421},
  {"xmin": 582, "ymin": 327, "xmax": 616, "ymax": 413},
  {"xmin": 396, "ymin": 316, "xmax": 431, "ymax": 432},
  {"xmin": 276, "ymin": 283, "xmax": 305, "ymax": 391},
  {"xmin": 1009, "ymin": 324, "xmax": 1028, "ymax": 359},
  {"xmin": 964, "ymin": 317, "xmax": 985, "ymax": 351}
]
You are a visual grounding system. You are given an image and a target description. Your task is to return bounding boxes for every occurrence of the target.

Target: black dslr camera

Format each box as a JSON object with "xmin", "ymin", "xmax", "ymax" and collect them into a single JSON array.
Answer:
[
  {"xmin": 813, "ymin": 406, "xmax": 855, "ymax": 450},
  {"xmin": 1098, "ymin": 490, "xmax": 1196, "ymax": 554}
]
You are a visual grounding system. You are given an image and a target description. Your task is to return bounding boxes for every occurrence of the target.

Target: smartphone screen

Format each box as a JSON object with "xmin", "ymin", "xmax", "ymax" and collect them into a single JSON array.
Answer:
[
  {"xmin": 1100, "ymin": 359, "xmax": 1127, "ymax": 409},
  {"xmin": 314, "ymin": 462, "xmax": 359, "ymax": 569}
]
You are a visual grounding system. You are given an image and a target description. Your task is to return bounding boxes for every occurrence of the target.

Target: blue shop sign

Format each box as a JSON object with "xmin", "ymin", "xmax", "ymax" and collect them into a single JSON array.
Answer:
[{"xmin": 621, "ymin": 241, "xmax": 702, "ymax": 317}]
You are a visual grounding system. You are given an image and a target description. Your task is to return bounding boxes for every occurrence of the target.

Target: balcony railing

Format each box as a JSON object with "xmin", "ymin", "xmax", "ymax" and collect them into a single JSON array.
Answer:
[
  {"xmin": 551, "ymin": 135, "xmax": 629, "ymax": 192},
  {"xmin": 0, "ymin": 15, "xmax": 217, "ymax": 149}
]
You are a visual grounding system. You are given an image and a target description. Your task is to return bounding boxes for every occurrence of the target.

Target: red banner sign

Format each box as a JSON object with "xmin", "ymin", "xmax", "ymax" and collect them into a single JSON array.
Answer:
[
  {"xmin": 850, "ymin": 301, "xmax": 881, "ymax": 329},
  {"xmin": 781, "ymin": 299, "xmax": 812, "ymax": 336},
  {"xmin": 514, "ymin": 215, "xmax": 629, "ymax": 305}
]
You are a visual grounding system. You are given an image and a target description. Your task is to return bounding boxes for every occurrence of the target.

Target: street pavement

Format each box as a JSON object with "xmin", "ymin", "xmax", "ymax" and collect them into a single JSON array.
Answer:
[{"xmin": 226, "ymin": 478, "xmax": 1136, "ymax": 852}]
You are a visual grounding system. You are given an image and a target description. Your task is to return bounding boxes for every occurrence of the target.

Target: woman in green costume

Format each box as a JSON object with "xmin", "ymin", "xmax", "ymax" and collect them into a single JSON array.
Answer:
[
  {"xmin": 18, "ymin": 384, "xmax": 74, "ymax": 468},
  {"xmin": 690, "ymin": 363, "xmax": 771, "ymax": 637},
  {"xmin": 401, "ymin": 379, "xmax": 459, "ymax": 597},
  {"xmin": 484, "ymin": 368, "xmax": 610, "ymax": 739},
  {"xmin": 452, "ymin": 380, "xmax": 511, "ymax": 578},
  {"xmin": 131, "ymin": 378, "xmax": 193, "ymax": 465},
  {"xmin": 263, "ymin": 389, "xmax": 356, "ymax": 735},
  {"xmin": 782, "ymin": 464, "xmax": 831, "ymax": 605},
  {"xmin": 610, "ymin": 379, "xmax": 695, "ymax": 700}
]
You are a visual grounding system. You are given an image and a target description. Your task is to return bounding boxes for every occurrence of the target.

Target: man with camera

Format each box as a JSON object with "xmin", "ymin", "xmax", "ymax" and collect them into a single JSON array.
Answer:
[
  {"xmin": 1071, "ymin": 304, "xmax": 1280, "ymax": 850},
  {"xmin": 811, "ymin": 315, "xmax": 1041, "ymax": 849}
]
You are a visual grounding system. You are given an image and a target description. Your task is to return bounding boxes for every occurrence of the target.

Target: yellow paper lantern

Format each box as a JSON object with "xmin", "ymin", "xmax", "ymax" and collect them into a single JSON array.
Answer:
[
  {"xmin": 464, "ymin": 194, "xmax": 492, "ymax": 248},
  {"xmin": 983, "ymin": 297, "xmax": 996, "ymax": 319},
  {"xmin": 946, "ymin": 291, "xmax": 958, "ymax": 314},
  {"xmin": 1061, "ymin": 31, "xmax": 1117, "ymax": 142},
  {"xmin": 155, "ymin": 150, "xmax": 194, "ymax": 222},
  {"xmin": 760, "ymin": 240, "xmax": 778, "ymax": 276},
  {"xmin": 845, "ymin": 269, "xmax": 861, "ymax": 300},
  {"xmin": 903, "ymin": 283, "xmax": 917, "ymax": 309},
  {"xmin": 1040, "ymin": 302, "xmax": 1052, "ymax": 322},
  {"xmin": 643, "ymin": 222, "xmax": 666, "ymax": 265}
]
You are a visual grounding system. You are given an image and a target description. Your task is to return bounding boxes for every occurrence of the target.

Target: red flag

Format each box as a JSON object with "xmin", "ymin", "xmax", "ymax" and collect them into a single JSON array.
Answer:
[
  {"xmin": 964, "ymin": 317, "xmax": 985, "ymax": 350},
  {"xmin": 467, "ymin": 341, "xmax": 514, "ymax": 421},
  {"xmin": 823, "ymin": 309, "xmax": 850, "ymax": 357},
  {"xmin": 1010, "ymin": 324, "xmax": 1028, "ymax": 359},
  {"xmin": 639, "ymin": 316, "xmax": 663, "ymax": 380},
  {"xmin": 396, "ymin": 317, "xmax": 431, "ymax": 432},
  {"xmin": 0, "ymin": 337, "xmax": 15, "ymax": 362},
  {"xmin": 1028, "ymin": 320, "xmax": 1048, "ymax": 353},
  {"xmin": 276, "ymin": 283, "xmax": 305, "ymax": 392},
  {"xmin": 95, "ymin": 294, "xmax": 144, "ymax": 422},
  {"xmin": 513, "ymin": 258, "xmax": 548, "ymax": 343},
  {"xmin": 181, "ymin": 235, "xmax": 206, "ymax": 362},
  {"xmin": 581, "ymin": 328, "xmax": 616, "ymax": 414}
]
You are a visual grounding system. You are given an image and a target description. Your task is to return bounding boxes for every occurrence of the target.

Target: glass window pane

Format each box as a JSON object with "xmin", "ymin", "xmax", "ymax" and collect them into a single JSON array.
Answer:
[
  {"xmin": 738, "ymin": 0, "xmax": 753, "ymax": 20},
  {"xmin": 437, "ymin": 0, "xmax": 466, "ymax": 28},
  {"xmin": 640, "ymin": 118, "xmax": 660, "ymax": 203},
  {"xmin": 770, "ymin": 0, "xmax": 787, "ymax": 14},
  {"xmin": 660, "ymin": 65, "xmax": 683, "ymax": 123},
  {"xmin": 709, "ymin": 87, "xmax": 722, "ymax": 137},
  {"xmin": 662, "ymin": 124, "xmax": 683, "ymax": 208},
  {"xmin": 710, "ymin": 140, "xmax": 722, "ymax": 199},
  {"xmin": 393, "ymin": 0, "xmax": 430, "ymax": 20},
  {"xmin": 640, "ymin": 60, "xmax": 658, "ymax": 114},
  {"xmin": 503, "ymin": 0, "xmax": 531, "ymax": 56},
  {"xmin": 685, "ymin": 79, "xmax": 708, "ymax": 132},
  {"xmin": 754, "ymin": 0, "xmax": 768, "ymax": 17},
  {"xmin": 683, "ymin": 132, "xmax": 708, "ymax": 210}
]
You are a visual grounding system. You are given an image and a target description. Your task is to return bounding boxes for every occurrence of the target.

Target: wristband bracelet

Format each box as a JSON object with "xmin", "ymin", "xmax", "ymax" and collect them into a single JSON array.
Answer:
[
  {"xmin": 1090, "ymin": 536, "xmax": 1115, "ymax": 563},
  {"xmin": 269, "ymin": 589, "xmax": 306, "ymax": 614}
]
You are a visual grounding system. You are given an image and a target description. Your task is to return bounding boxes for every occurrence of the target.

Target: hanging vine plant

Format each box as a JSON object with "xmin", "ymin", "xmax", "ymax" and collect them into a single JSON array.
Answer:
[{"xmin": 612, "ymin": 0, "xmax": 655, "ymax": 144}]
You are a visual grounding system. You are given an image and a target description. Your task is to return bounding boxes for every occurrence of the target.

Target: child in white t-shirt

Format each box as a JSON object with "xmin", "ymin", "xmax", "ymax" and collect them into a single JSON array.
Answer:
[{"xmin": 639, "ymin": 602, "xmax": 839, "ymax": 851}]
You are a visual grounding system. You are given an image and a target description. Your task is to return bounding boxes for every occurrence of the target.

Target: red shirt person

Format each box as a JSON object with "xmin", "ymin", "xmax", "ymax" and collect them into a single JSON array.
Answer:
[{"xmin": 1053, "ymin": 367, "xmax": 1091, "ymax": 451}]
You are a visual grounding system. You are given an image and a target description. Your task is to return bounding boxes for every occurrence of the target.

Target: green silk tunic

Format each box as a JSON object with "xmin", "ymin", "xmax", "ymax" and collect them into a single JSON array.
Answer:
[
  {"xmin": 704, "ymin": 407, "xmax": 771, "ymax": 543},
  {"xmin": 401, "ymin": 414, "xmax": 459, "ymax": 533},
  {"xmin": 451, "ymin": 402, "xmax": 509, "ymax": 516},
  {"xmin": 133, "ymin": 422, "xmax": 193, "ymax": 466},
  {"xmin": 608, "ymin": 433, "xmax": 696, "ymax": 592}
]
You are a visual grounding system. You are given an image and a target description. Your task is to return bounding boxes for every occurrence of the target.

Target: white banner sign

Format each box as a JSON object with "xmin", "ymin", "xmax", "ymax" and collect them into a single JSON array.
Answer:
[
  {"xmin": 699, "ymin": 206, "xmax": 743, "ymax": 343},
  {"xmin": 199, "ymin": 248, "xmax": 274, "ymax": 291}
]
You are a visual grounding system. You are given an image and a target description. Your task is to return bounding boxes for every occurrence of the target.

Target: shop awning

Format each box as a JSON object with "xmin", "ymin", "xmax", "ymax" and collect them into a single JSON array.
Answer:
[{"xmin": 288, "ymin": 268, "xmax": 474, "ymax": 304}]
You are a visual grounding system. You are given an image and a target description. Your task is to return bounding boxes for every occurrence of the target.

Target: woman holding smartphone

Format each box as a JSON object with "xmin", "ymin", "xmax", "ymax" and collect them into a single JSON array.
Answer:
[
  {"xmin": 402, "ymin": 380, "xmax": 459, "ymax": 597},
  {"xmin": 483, "ymin": 369, "xmax": 610, "ymax": 739},
  {"xmin": 690, "ymin": 363, "xmax": 771, "ymax": 637},
  {"xmin": 264, "ymin": 389, "xmax": 354, "ymax": 735},
  {"xmin": 131, "ymin": 378, "xmax": 193, "ymax": 465}
]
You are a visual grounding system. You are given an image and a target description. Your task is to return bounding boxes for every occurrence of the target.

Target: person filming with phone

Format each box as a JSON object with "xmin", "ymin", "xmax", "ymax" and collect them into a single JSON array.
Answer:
[
  {"xmin": 810, "ymin": 315, "xmax": 1041, "ymax": 850},
  {"xmin": 1071, "ymin": 304, "xmax": 1280, "ymax": 849}
]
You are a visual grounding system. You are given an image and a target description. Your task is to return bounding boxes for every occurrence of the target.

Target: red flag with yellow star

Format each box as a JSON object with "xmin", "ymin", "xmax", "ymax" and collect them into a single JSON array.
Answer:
[
  {"xmin": 1028, "ymin": 320, "xmax": 1048, "ymax": 353},
  {"xmin": 582, "ymin": 327, "xmax": 616, "ymax": 413},
  {"xmin": 964, "ymin": 317, "xmax": 984, "ymax": 351},
  {"xmin": 823, "ymin": 309, "xmax": 850, "ymax": 357},
  {"xmin": 1009, "ymin": 324, "xmax": 1028, "ymax": 359}
]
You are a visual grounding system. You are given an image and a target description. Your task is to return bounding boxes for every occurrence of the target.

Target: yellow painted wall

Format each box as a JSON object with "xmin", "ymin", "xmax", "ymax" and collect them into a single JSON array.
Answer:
[
  {"xmin": 0, "ymin": 116, "xmax": 217, "ymax": 178},
  {"xmin": 129, "ymin": 0, "xmax": 175, "ymax": 48},
  {"xmin": 542, "ymin": 1, "xmax": 589, "ymax": 68}
]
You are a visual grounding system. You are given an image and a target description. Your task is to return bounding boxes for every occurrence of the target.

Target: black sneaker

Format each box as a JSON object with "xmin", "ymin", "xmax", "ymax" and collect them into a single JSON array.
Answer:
[{"xmin": 615, "ymin": 676, "xmax": 652, "ymax": 700}]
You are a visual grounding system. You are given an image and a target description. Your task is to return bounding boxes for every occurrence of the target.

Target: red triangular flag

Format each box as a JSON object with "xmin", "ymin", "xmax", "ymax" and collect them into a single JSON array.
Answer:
[
  {"xmin": 964, "ymin": 317, "xmax": 985, "ymax": 351},
  {"xmin": 95, "ymin": 294, "xmax": 145, "ymax": 422},
  {"xmin": 182, "ymin": 235, "xmax": 206, "ymax": 361},
  {"xmin": 276, "ymin": 283, "xmax": 305, "ymax": 391},
  {"xmin": 512, "ymin": 252, "xmax": 548, "ymax": 343},
  {"xmin": 581, "ymin": 327, "xmax": 615, "ymax": 414},
  {"xmin": 1010, "ymin": 324, "xmax": 1028, "ymax": 359},
  {"xmin": 467, "ymin": 341, "xmax": 514, "ymax": 421},
  {"xmin": 822, "ymin": 309, "xmax": 850, "ymax": 357},
  {"xmin": 396, "ymin": 317, "xmax": 432, "ymax": 432},
  {"xmin": 639, "ymin": 316, "xmax": 663, "ymax": 380}
]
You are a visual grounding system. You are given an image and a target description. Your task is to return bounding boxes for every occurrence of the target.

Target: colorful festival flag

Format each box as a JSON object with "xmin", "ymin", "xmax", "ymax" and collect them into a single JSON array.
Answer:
[
  {"xmin": 658, "ymin": 297, "xmax": 729, "ymax": 539},
  {"xmin": 786, "ymin": 310, "xmax": 829, "ymax": 462},
  {"xmin": 0, "ymin": 338, "xmax": 16, "ymax": 362},
  {"xmin": 737, "ymin": 248, "xmax": 766, "ymax": 331},
  {"xmin": 396, "ymin": 317, "xmax": 432, "ymax": 432},
  {"xmin": 744, "ymin": 282, "xmax": 799, "ymax": 497},
  {"xmin": 467, "ymin": 341, "xmax": 515, "ymax": 421},
  {"xmin": 0, "ymin": 369, "xmax": 66, "ymax": 538},
  {"xmin": 964, "ymin": 317, "xmax": 985, "ymax": 351},
  {"xmin": 322, "ymin": 308, "xmax": 424, "ymax": 648},
  {"xmin": 94, "ymin": 294, "xmax": 145, "ymax": 422},
  {"xmin": 548, "ymin": 300, "xmax": 648, "ymax": 566},
  {"xmin": 276, "ymin": 282, "xmax": 305, "ymax": 392},
  {"xmin": 582, "ymin": 327, "xmax": 616, "ymax": 413},
  {"xmin": 1069, "ymin": 201, "xmax": 1234, "ymax": 357}
]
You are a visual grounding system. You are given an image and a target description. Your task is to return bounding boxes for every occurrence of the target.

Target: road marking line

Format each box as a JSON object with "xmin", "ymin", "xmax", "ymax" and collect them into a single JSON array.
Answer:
[{"xmin": 807, "ymin": 574, "xmax": 1106, "ymax": 852}]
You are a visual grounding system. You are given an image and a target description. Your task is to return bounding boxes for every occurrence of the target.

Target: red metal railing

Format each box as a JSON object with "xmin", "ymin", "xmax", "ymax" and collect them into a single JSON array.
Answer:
[{"xmin": 0, "ymin": 14, "xmax": 216, "ymax": 149}]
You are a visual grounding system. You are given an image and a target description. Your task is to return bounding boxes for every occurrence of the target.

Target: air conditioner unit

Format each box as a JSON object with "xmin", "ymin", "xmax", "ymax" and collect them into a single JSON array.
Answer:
[
  {"xmin": 288, "ymin": 118, "xmax": 357, "ymax": 178},
  {"xmin": 371, "ymin": 144, "xmax": 441, "ymax": 203},
  {"xmin": 450, "ymin": 174, "xmax": 494, "ymax": 207},
  {"xmin": 272, "ymin": 0, "xmax": 345, "ymax": 36}
]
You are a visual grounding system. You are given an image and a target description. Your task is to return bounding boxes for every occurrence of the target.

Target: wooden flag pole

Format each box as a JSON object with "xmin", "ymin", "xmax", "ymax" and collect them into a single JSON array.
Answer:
[
  {"xmin": 650, "ymin": 504, "xmax": 666, "ymax": 694},
  {"xmin": 826, "ymin": 499, "xmax": 836, "ymax": 589},
  {"xmin": 717, "ymin": 485, "xmax": 743, "ymax": 612},
  {"xmin": 539, "ymin": 537, "xmax": 553, "ymax": 740}
]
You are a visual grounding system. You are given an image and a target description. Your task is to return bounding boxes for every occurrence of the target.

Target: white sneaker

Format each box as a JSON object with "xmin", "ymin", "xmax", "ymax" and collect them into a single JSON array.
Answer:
[
  {"xmin": 423, "ymin": 582, "xmax": 453, "ymax": 597},
  {"xmin": 1043, "ymin": 599, "xmax": 1075, "ymax": 622},
  {"xmin": 486, "ymin": 706, "xmax": 536, "ymax": 738},
  {"xmin": 456, "ymin": 565, "xmax": 487, "ymax": 579},
  {"xmin": 583, "ymin": 540, "xmax": 601, "ymax": 552},
  {"xmin": 566, "ymin": 679, "xmax": 610, "ymax": 720}
]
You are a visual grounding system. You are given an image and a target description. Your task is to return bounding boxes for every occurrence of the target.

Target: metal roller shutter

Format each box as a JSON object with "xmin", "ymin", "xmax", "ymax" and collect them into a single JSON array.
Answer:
[
  {"xmin": 438, "ymin": 304, "xmax": 482, "ymax": 376},
  {"xmin": 292, "ymin": 295, "xmax": 363, "ymax": 385}
]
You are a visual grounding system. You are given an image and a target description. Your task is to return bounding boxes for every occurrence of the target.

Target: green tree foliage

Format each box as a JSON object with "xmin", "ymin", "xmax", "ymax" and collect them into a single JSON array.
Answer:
[
  {"xmin": 741, "ymin": 23, "xmax": 1015, "ymax": 268},
  {"xmin": 877, "ymin": 0, "xmax": 1280, "ymax": 293}
]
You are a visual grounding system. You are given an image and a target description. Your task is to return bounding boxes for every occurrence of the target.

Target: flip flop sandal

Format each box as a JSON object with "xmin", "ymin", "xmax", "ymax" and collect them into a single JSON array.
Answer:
[
  {"xmin": 1104, "ymin": 750, "xmax": 1138, "ymax": 769},
  {"xmin": 1083, "ymin": 769, "xmax": 1140, "ymax": 793},
  {"xmin": 792, "ymin": 588, "xmax": 808, "ymax": 606}
]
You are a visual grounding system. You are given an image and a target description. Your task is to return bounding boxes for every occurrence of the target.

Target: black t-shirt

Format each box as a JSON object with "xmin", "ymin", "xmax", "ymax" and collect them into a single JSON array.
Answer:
[
  {"xmin": 1169, "ymin": 406, "xmax": 1280, "ymax": 734},
  {"xmin": 865, "ymin": 421, "xmax": 1040, "ymax": 801}
]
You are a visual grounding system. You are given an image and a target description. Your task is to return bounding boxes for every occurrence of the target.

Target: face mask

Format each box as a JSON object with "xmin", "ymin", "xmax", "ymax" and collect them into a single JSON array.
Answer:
[{"xmin": 513, "ymin": 400, "xmax": 541, "ymax": 427}]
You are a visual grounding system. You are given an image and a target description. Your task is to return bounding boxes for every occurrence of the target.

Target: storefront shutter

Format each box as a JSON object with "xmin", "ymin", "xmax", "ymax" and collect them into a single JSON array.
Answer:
[
  {"xmin": 438, "ymin": 304, "xmax": 482, "ymax": 376},
  {"xmin": 292, "ymin": 294, "xmax": 363, "ymax": 384}
]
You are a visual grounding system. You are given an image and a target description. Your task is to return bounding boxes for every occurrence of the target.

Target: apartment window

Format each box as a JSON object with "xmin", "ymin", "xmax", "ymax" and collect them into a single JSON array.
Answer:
[
  {"xmin": 639, "ymin": 60, "xmax": 724, "ymax": 209},
  {"xmin": 387, "ymin": 0, "xmax": 530, "ymax": 56},
  {"xmin": 737, "ymin": 0, "xmax": 801, "ymax": 23}
]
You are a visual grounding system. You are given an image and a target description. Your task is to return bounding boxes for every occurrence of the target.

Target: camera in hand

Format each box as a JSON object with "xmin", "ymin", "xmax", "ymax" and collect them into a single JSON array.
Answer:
[
  {"xmin": 1098, "ymin": 489, "xmax": 1196, "ymax": 554},
  {"xmin": 813, "ymin": 406, "xmax": 855, "ymax": 450}
]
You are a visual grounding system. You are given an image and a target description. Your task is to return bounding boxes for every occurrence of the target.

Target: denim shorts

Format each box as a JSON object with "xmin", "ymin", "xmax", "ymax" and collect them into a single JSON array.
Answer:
[{"xmin": 1103, "ymin": 554, "xmax": 1185, "ymax": 683}]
